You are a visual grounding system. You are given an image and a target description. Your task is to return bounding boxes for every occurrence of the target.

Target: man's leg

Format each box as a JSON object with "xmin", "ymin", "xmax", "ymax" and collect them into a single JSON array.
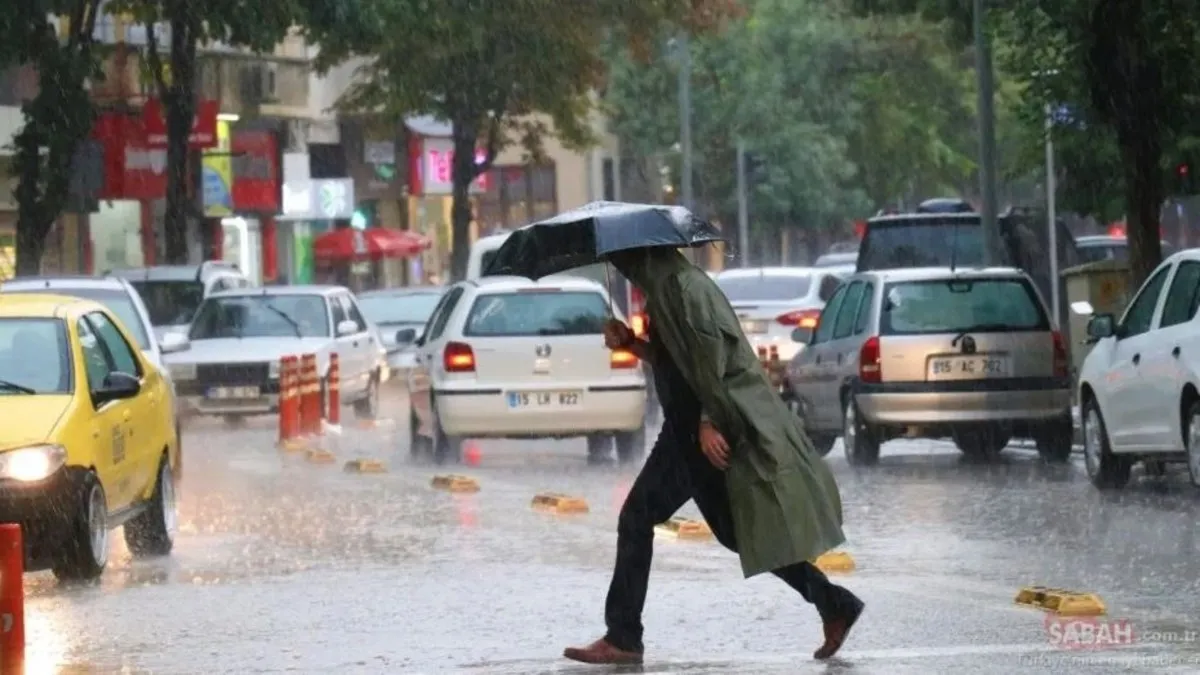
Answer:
[
  {"xmin": 564, "ymin": 427, "xmax": 692, "ymax": 663},
  {"xmin": 688, "ymin": 461, "xmax": 864, "ymax": 659}
]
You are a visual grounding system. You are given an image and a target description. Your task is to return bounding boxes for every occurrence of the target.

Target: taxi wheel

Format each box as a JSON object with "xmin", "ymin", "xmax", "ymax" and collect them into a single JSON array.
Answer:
[
  {"xmin": 354, "ymin": 373, "xmax": 380, "ymax": 420},
  {"xmin": 615, "ymin": 427, "xmax": 646, "ymax": 464},
  {"xmin": 53, "ymin": 471, "xmax": 108, "ymax": 581},
  {"xmin": 125, "ymin": 456, "xmax": 177, "ymax": 557}
]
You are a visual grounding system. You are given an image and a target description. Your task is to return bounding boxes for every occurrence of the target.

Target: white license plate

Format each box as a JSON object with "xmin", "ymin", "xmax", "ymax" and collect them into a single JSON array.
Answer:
[
  {"xmin": 740, "ymin": 320, "xmax": 768, "ymax": 334},
  {"xmin": 207, "ymin": 386, "xmax": 261, "ymax": 399},
  {"xmin": 507, "ymin": 391, "xmax": 582, "ymax": 408},
  {"xmin": 926, "ymin": 356, "xmax": 1009, "ymax": 380}
]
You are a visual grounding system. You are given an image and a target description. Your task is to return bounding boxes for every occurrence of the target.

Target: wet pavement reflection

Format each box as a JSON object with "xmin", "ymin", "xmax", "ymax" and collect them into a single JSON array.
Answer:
[{"xmin": 26, "ymin": 389, "xmax": 1200, "ymax": 673}]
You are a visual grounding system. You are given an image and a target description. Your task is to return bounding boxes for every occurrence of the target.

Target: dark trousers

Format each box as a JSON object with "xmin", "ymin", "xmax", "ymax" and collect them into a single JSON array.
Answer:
[{"xmin": 603, "ymin": 425, "xmax": 859, "ymax": 652}]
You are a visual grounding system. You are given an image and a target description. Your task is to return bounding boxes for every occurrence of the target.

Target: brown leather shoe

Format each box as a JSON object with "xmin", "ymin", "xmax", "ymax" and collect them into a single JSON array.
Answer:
[
  {"xmin": 813, "ymin": 600, "xmax": 864, "ymax": 660},
  {"xmin": 563, "ymin": 638, "xmax": 644, "ymax": 664}
]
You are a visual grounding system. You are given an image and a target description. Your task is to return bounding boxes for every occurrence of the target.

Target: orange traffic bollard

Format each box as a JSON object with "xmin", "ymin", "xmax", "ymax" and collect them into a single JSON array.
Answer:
[
  {"xmin": 326, "ymin": 353, "xmax": 341, "ymax": 426},
  {"xmin": 0, "ymin": 523, "xmax": 24, "ymax": 674},
  {"xmin": 277, "ymin": 356, "xmax": 300, "ymax": 445},
  {"xmin": 300, "ymin": 353, "xmax": 319, "ymax": 436}
]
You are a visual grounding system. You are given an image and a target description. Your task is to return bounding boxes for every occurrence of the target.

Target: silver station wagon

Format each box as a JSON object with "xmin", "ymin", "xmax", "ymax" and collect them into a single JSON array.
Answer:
[{"xmin": 785, "ymin": 267, "xmax": 1073, "ymax": 464}]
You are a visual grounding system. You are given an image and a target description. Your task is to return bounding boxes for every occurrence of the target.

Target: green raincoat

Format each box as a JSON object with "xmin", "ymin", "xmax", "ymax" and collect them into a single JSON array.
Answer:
[{"xmin": 611, "ymin": 248, "xmax": 847, "ymax": 578}]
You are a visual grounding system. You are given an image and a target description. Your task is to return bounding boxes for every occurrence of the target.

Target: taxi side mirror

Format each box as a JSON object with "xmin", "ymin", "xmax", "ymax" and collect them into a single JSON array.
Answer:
[{"xmin": 94, "ymin": 371, "xmax": 140, "ymax": 405}]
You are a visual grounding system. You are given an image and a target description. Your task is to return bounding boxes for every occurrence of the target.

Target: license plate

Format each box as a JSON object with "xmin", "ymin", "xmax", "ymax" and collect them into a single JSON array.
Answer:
[
  {"xmin": 207, "ymin": 386, "xmax": 261, "ymax": 399},
  {"xmin": 926, "ymin": 356, "xmax": 1009, "ymax": 380},
  {"xmin": 507, "ymin": 391, "xmax": 582, "ymax": 408},
  {"xmin": 740, "ymin": 320, "xmax": 768, "ymax": 334}
]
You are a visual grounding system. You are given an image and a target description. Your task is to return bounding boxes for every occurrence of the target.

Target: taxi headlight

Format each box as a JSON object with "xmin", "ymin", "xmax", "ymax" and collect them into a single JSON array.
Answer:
[
  {"xmin": 0, "ymin": 444, "xmax": 66, "ymax": 482},
  {"xmin": 169, "ymin": 363, "xmax": 196, "ymax": 381}
]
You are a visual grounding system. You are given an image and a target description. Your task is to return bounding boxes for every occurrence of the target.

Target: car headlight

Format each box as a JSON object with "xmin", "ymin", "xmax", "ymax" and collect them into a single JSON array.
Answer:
[
  {"xmin": 169, "ymin": 363, "xmax": 196, "ymax": 381},
  {"xmin": 0, "ymin": 444, "xmax": 66, "ymax": 482}
]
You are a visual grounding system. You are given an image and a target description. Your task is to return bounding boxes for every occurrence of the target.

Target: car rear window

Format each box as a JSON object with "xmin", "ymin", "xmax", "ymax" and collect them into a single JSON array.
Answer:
[
  {"xmin": 716, "ymin": 275, "xmax": 812, "ymax": 301},
  {"xmin": 880, "ymin": 278, "xmax": 1049, "ymax": 335},
  {"xmin": 464, "ymin": 291, "xmax": 608, "ymax": 337}
]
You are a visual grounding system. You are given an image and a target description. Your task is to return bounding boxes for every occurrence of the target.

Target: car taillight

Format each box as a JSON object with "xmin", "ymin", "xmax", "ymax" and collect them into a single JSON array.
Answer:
[
  {"xmin": 859, "ymin": 336, "xmax": 881, "ymax": 383},
  {"xmin": 610, "ymin": 349, "xmax": 638, "ymax": 369},
  {"xmin": 1052, "ymin": 330, "xmax": 1068, "ymax": 378},
  {"xmin": 443, "ymin": 341, "xmax": 475, "ymax": 373},
  {"xmin": 776, "ymin": 309, "xmax": 821, "ymax": 328}
]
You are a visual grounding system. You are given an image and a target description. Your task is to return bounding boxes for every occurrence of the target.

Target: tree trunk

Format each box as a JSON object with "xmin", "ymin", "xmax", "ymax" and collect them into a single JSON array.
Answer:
[
  {"xmin": 449, "ymin": 121, "xmax": 479, "ymax": 282},
  {"xmin": 162, "ymin": 14, "xmax": 199, "ymax": 264},
  {"xmin": 1119, "ymin": 129, "xmax": 1163, "ymax": 287}
]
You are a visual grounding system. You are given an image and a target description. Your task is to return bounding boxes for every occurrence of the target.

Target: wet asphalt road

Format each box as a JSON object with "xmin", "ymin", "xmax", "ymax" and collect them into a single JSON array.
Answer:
[{"xmin": 22, "ymin": 388, "xmax": 1200, "ymax": 674}]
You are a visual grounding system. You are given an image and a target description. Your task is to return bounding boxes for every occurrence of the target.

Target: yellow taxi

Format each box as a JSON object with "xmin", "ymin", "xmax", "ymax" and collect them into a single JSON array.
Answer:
[{"xmin": 0, "ymin": 293, "xmax": 179, "ymax": 580}]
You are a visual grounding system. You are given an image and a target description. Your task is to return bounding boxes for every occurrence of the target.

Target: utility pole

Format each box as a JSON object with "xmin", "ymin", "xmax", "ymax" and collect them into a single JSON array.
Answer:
[
  {"xmin": 678, "ymin": 34, "xmax": 694, "ymax": 212},
  {"xmin": 1045, "ymin": 104, "xmax": 1059, "ymax": 326},
  {"xmin": 736, "ymin": 140, "xmax": 749, "ymax": 267},
  {"xmin": 973, "ymin": 0, "xmax": 1001, "ymax": 265}
]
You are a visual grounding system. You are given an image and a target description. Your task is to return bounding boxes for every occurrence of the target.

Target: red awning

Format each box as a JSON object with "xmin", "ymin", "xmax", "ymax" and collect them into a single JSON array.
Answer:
[{"xmin": 313, "ymin": 228, "xmax": 431, "ymax": 263}]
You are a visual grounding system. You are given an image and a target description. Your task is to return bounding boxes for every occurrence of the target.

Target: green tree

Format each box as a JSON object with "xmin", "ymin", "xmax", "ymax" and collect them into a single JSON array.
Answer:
[
  {"xmin": 0, "ymin": 1, "xmax": 105, "ymax": 275},
  {"xmin": 309, "ymin": 0, "xmax": 736, "ymax": 281},
  {"xmin": 111, "ymin": 0, "xmax": 315, "ymax": 263}
]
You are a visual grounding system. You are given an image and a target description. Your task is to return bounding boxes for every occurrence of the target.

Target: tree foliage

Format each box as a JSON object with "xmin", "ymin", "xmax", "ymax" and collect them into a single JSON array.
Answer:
[
  {"xmin": 0, "ymin": 0, "xmax": 104, "ymax": 275},
  {"xmin": 309, "ymin": 0, "xmax": 738, "ymax": 281},
  {"xmin": 602, "ymin": 0, "xmax": 985, "ymax": 258}
]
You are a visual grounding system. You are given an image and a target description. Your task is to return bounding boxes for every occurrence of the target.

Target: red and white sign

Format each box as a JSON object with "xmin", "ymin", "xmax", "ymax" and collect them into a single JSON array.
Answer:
[
  {"xmin": 1045, "ymin": 615, "xmax": 1135, "ymax": 651},
  {"xmin": 231, "ymin": 131, "xmax": 279, "ymax": 212},
  {"xmin": 407, "ymin": 136, "xmax": 491, "ymax": 196},
  {"xmin": 92, "ymin": 112, "xmax": 167, "ymax": 200},
  {"xmin": 141, "ymin": 98, "xmax": 220, "ymax": 149},
  {"xmin": 122, "ymin": 144, "xmax": 168, "ymax": 200}
]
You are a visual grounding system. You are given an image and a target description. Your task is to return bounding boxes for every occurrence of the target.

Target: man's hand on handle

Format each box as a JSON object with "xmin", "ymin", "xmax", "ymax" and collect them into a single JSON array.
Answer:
[
  {"xmin": 603, "ymin": 319, "xmax": 635, "ymax": 350},
  {"xmin": 699, "ymin": 420, "xmax": 730, "ymax": 470}
]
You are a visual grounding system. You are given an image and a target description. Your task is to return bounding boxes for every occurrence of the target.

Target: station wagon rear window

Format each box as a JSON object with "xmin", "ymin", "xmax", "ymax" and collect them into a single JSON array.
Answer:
[
  {"xmin": 879, "ymin": 278, "xmax": 1049, "ymax": 335},
  {"xmin": 464, "ymin": 291, "xmax": 608, "ymax": 337}
]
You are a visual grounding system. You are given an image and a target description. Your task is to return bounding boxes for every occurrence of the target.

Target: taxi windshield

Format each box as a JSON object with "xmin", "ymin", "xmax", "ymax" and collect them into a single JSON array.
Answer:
[
  {"xmin": 0, "ymin": 318, "xmax": 72, "ymax": 394},
  {"xmin": 189, "ymin": 295, "xmax": 330, "ymax": 339}
]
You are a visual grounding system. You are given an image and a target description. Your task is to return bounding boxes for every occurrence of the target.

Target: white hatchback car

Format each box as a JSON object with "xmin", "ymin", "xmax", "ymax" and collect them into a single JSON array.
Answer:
[
  {"xmin": 406, "ymin": 276, "xmax": 648, "ymax": 465},
  {"xmin": 1078, "ymin": 248, "xmax": 1200, "ymax": 489}
]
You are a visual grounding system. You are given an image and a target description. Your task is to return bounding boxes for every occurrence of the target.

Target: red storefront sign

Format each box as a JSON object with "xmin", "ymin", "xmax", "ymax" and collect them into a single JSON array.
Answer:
[
  {"xmin": 231, "ymin": 131, "xmax": 279, "ymax": 211},
  {"xmin": 141, "ymin": 98, "xmax": 220, "ymax": 148},
  {"xmin": 406, "ymin": 135, "xmax": 491, "ymax": 196},
  {"xmin": 92, "ymin": 112, "xmax": 167, "ymax": 200}
]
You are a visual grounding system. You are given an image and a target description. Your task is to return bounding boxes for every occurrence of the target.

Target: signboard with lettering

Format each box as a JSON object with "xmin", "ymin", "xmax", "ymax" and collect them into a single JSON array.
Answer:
[
  {"xmin": 231, "ymin": 131, "xmax": 279, "ymax": 212},
  {"xmin": 277, "ymin": 179, "xmax": 355, "ymax": 220},
  {"xmin": 141, "ymin": 98, "xmax": 219, "ymax": 149},
  {"xmin": 409, "ymin": 136, "xmax": 490, "ymax": 196}
]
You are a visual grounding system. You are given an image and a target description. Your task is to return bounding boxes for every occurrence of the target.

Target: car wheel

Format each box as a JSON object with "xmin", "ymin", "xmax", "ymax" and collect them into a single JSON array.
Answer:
[
  {"xmin": 431, "ymin": 400, "xmax": 463, "ymax": 465},
  {"xmin": 586, "ymin": 434, "xmax": 613, "ymax": 464},
  {"xmin": 354, "ymin": 373, "xmax": 380, "ymax": 420},
  {"xmin": 1185, "ymin": 401, "xmax": 1200, "ymax": 488},
  {"xmin": 615, "ymin": 427, "xmax": 647, "ymax": 464},
  {"xmin": 1034, "ymin": 414, "xmax": 1074, "ymax": 463},
  {"xmin": 124, "ymin": 456, "xmax": 177, "ymax": 557},
  {"xmin": 953, "ymin": 425, "xmax": 1010, "ymax": 459},
  {"xmin": 408, "ymin": 407, "xmax": 432, "ymax": 461},
  {"xmin": 842, "ymin": 396, "xmax": 880, "ymax": 466},
  {"xmin": 1082, "ymin": 399, "xmax": 1131, "ymax": 489},
  {"xmin": 53, "ymin": 471, "xmax": 109, "ymax": 581}
]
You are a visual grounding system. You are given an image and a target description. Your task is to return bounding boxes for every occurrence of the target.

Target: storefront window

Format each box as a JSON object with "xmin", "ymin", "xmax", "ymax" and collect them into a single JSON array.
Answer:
[{"xmin": 478, "ymin": 163, "xmax": 558, "ymax": 229}]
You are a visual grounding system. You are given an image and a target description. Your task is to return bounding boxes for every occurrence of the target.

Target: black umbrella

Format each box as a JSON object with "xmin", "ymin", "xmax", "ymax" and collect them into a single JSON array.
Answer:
[{"xmin": 482, "ymin": 201, "xmax": 725, "ymax": 279}]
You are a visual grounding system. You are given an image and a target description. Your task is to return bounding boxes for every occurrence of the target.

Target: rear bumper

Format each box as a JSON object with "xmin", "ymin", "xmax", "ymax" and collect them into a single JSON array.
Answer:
[
  {"xmin": 435, "ymin": 384, "xmax": 647, "ymax": 437},
  {"xmin": 180, "ymin": 394, "xmax": 279, "ymax": 416},
  {"xmin": 854, "ymin": 377, "xmax": 1072, "ymax": 425}
]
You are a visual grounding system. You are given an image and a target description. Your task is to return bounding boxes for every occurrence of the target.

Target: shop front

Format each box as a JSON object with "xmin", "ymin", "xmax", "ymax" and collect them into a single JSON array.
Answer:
[
  {"xmin": 278, "ymin": 177, "xmax": 356, "ymax": 284},
  {"xmin": 201, "ymin": 120, "xmax": 281, "ymax": 284},
  {"xmin": 343, "ymin": 117, "xmax": 412, "ymax": 286}
]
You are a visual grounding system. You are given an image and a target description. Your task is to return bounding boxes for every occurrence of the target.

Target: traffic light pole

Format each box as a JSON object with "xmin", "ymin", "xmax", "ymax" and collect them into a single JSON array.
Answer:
[{"xmin": 974, "ymin": 0, "xmax": 1001, "ymax": 266}]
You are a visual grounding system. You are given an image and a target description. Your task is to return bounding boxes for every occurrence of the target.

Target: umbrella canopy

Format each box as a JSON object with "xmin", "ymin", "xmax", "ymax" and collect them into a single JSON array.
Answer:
[
  {"xmin": 483, "ymin": 201, "xmax": 724, "ymax": 279},
  {"xmin": 313, "ymin": 227, "xmax": 430, "ymax": 263}
]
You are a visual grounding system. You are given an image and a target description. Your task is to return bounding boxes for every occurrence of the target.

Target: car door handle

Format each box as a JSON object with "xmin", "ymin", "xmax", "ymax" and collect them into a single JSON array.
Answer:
[
  {"xmin": 1133, "ymin": 353, "xmax": 1141, "ymax": 365},
  {"xmin": 1173, "ymin": 346, "xmax": 1181, "ymax": 358}
]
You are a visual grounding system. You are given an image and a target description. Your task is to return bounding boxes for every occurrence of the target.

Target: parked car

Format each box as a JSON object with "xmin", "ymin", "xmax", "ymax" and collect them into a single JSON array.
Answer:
[
  {"xmin": 110, "ymin": 261, "xmax": 251, "ymax": 341},
  {"xmin": 407, "ymin": 276, "xmax": 647, "ymax": 465},
  {"xmin": 786, "ymin": 266, "xmax": 1073, "ymax": 462},
  {"xmin": 712, "ymin": 267, "xmax": 844, "ymax": 363},
  {"xmin": 1074, "ymin": 235, "xmax": 1175, "ymax": 264},
  {"xmin": 164, "ymin": 285, "xmax": 383, "ymax": 423},
  {"xmin": 0, "ymin": 293, "xmax": 179, "ymax": 580},
  {"xmin": 357, "ymin": 286, "xmax": 445, "ymax": 375},
  {"xmin": 1077, "ymin": 248, "xmax": 1200, "ymax": 489}
]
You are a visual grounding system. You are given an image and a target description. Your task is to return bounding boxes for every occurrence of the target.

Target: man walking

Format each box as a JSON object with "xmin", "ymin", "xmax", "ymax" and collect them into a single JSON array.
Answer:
[{"xmin": 564, "ymin": 247, "xmax": 863, "ymax": 665}]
